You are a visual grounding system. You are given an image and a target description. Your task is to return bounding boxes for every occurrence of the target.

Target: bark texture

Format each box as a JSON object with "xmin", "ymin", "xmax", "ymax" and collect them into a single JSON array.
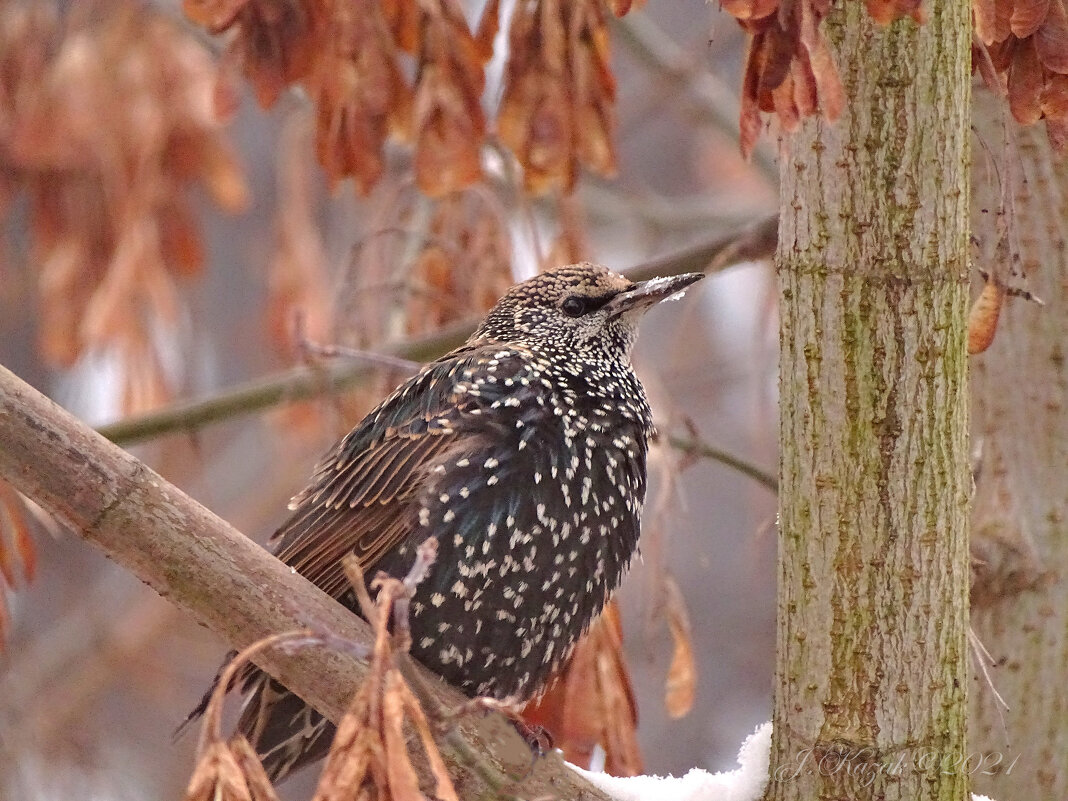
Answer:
[
  {"xmin": 0, "ymin": 364, "xmax": 611, "ymax": 801},
  {"xmin": 768, "ymin": 3, "xmax": 971, "ymax": 800},
  {"xmin": 969, "ymin": 104, "xmax": 1068, "ymax": 800}
]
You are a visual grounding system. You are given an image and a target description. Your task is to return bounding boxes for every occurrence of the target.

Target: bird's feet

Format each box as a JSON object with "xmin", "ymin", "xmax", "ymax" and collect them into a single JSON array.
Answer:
[{"xmin": 510, "ymin": 717, "xmax": 554, "ymax": 762}]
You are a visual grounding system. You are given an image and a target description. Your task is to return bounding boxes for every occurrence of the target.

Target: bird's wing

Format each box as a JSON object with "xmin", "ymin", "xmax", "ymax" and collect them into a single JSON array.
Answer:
[{"xmin": 268, "ymin": 342, "xmax": 536, "ymax": 599}]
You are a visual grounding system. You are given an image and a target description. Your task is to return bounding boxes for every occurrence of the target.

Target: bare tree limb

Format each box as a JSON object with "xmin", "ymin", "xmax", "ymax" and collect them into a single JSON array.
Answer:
[
  {"xmin": 667, "ymin": 434, "xmax": 777, "ymax": 492},
  {"xmin": 0, "ymin": 364, "xmax": 612, "ymax": 800},
  {"xmin": 98, "ymin": 216, "xmax": 778, "ymax": 448},
  {"xmin": 96, "ymin": 320, "xmax": 475, "ymax": 446}
]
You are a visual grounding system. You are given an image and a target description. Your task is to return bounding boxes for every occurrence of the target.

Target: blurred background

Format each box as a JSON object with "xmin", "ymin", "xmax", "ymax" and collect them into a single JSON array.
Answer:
[{"xmin": 0, "ymin": 1, "xmax": 782, "ymax": 798}]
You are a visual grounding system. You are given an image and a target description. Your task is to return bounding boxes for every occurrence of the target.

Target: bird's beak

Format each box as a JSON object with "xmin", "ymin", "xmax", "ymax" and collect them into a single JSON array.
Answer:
[{"xmin": 606, "ymin": 272, "xmax": 705, "ymax": 318}]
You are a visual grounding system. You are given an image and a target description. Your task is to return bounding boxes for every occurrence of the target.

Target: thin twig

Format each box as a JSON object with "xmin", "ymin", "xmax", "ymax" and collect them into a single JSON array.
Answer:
[
  {"xmin": 96, "ymin": 217, "xmax": 778, "ymax": 448},
  {"xmin": 295, "ymin": 311, "xmax": 423, "ymax": 373},
  {"xmin": 96, "ymin": 320, "xmax": 475, "ymax": 446},
  {"xmin": 666, "ymin": 434, "xmax": 778, "ymax": 493}
]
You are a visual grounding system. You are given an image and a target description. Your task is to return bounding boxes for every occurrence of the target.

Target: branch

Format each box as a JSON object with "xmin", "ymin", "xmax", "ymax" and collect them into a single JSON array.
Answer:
[
  {"xmin": 98, "ymin": 215, "xmax": 779, "ymax": 448},
  {"xmin": 667, "ymin": 434, "xmax": 778, "ymax": 493},
  {"xmin": 97, "ymin": 320, "xmax": 475, "ymax": 446},
  {"xmin": 0, "ymin": 364, "xmax": 612, "ymax": 800}
]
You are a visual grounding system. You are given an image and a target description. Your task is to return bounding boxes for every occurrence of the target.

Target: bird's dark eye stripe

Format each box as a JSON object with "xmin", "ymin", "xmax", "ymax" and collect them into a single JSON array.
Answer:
[
  {"xmin": 562, "ymin": 292, "xmax": 618, "ymax": 315},
  {"xmin": 583, "ymin": 293, "xmax": 618, "ymax": 312}
]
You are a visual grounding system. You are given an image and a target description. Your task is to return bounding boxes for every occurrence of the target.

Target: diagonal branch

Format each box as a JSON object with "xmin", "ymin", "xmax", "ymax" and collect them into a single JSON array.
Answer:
[{"xmin": 0, "ymin": 364, "xmax": 612, "ymax": 800}]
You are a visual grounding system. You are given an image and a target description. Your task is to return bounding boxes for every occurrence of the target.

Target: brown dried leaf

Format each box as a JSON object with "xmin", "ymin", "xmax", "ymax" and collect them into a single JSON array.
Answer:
[
  {"xmin": 546, "ymin": 194, "xmax": 592, "ymax": 267},
  {"xmin": 663, "ymin": 577, "xmax": 697, "ymax": 719},
  {"xmin": 771, "ymin": 71, "xmax": 801, "ymax": 131},
  {"xmin": 522, "ymin": 602, "xmax": 641, "ymax": 776},
  {"xmin": 183, "ymin": 0, "xmax": 249, "ymax": 30},
  {"xmin": 382, "ymin": 672, "xmax": 424, "ymax": 801},
  {"xmin": 312, "ymin": 704, "xmax": 381, "ymax": 801},
  {"xmin": 395, "ymin": 677, "xmax": 459, "ymax": 801},
  {"xmin": 1041, "ymin": 72, "xmax": 1068, "ymax": 118},
  {"xmin": 79, "ymin": 221, "xmax": 155, "ymax": 345},
  {"xmin": 524, "ymin": 627, "xmax": 600, "ymax": 767},
  {"xmin": 986, "ymin": 34, "xmax": 1017, "ymax": 71},
  {"xmin": 195, "ymin": 140, "xmax": 252, "ymax": 213},
  {"xmin": 865, "ymin": 0, "xmax": 926, "ymax": 25},
  {"xmin": 474, "ymin": 0, "xmax": 501, "ymax": 61},
  {"xmin": 382, "ymin": 0, "xmax": 420, "ymax": 52},
  {"xmin": 759, "ymin": 26, "xmax": 797, "ymax": 94},
  {"xmin": 403, "ymin": 191, "xmax": 512, "ymax": 335},
  {"xmin": 730, "ymin": 0, "xmax": 842, "ymax": 154},
  {"xmin": 0, "ymin": 483, "xmax": 37, "ymax": 589},
  {"xmin": 792, "ymin": 56, "xmax": 820, "ymax": 116},
  {"xmin": 973, "ymin": 0, "xmax": 1001, "ymax": 45},
  {"xmin": 1037, "ymin": 0, "xmax": 1068, "ymax": 72},
  {"xmin": 310, "ymin": 1, "xmax": 410, "ymax": 192},
  {"xmin": 230, "ymin": 0, "xmax": 322, "ymax": 108},
  {"xmin": 1009, "ymin": 37, "xmax": 1045, "ymax": 123},
  {"xmin": 159, "ymin": 198, "xmax": 205, "ymax": 276},
  {"xmin": 267, "ymin": 113, "xmax": 331, "ymax": 358},
  {"xmin": 412, "ymin": 0, "xmax": 487, "ymax": 196},
  {"xmin": 498, "ymin": 0, "xmax": 616, "ymax": 194},
  {"xmin": 968, "ymin": 278, "xmax": 1006, "ymax": 354},
  {"xmin": 7, "ymin": 4, "xmax": 245, "ymax": 396},
  {"xmin": 1046, "ymin": 115, "xmax": 1068, "ymax": 148},
  {"xmin": 183, "ymin": 740, "xmax": 255, "ymax": 801},
  {"xmin": 722, "ymin": 0, "xmax": 780, "ymax": 22},
  {"xmin": 314, "ymin": 548, "xmax": 445, "ymax": 800},
  {"xmin": 799, "ymin": 0, "xmax": 844, "ymax": 119},
  {"xmin": 1012, "ymin": 0, "xmax": 1052, "ymax": 38},
  {"xmin": 739, "ymin": 33, "xmax": 767, "ymax": 158},
  {"xmin": 229, "ymin": 736, "xmax": 284, "ymax": 801},
  {"xmin": 594, "ymin": 604, "xmax": 642, "ymax": 776}
]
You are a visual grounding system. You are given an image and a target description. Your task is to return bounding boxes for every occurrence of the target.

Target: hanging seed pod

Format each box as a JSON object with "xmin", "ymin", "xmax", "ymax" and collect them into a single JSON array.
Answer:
[{"xmin": 968, "ymin": 277, "xmax": 1006, "ymax": 355}]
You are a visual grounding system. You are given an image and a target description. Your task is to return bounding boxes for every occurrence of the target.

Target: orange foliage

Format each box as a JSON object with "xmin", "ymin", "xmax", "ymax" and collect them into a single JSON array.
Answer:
[
  {"xmin": 732, "ymin": 0, "xmax": 846, "ymax": 158},
  {"xmin": 975, "ymin": 0, "xmax": 1068, "ymax": 151},
  {"xmin": 183, "ymin": 0, "xmax": 639, "ymax": 196},
  {"xmin": 497, "ymin": 0, "xmax": 619, "ymax": 194},
  {"xmin": 0, "ymin": 2, "xmax": 248, "ymax": 412},
  {"xmin": 0, "ymin": 481, "xmax": 39, "ymax": 650}
]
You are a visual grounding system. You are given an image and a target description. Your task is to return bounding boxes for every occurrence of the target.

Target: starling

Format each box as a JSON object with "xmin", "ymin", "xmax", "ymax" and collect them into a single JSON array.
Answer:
[{"xmin": 193, "ymin": 262, "xmax": 702, "ymax": 781}]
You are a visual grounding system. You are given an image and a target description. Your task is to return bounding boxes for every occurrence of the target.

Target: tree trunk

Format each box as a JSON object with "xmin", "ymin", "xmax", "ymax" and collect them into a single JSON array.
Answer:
[
  {"xmin": 767, "ymin": 3, "xmax": 971, "ymax": 800},
  {"xmin": 969, "ymin": 102, "xmax": 1068, "ymax": 800}
]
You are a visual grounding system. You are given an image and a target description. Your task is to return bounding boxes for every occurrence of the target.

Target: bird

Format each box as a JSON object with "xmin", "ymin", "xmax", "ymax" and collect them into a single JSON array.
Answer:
[{"xmin": 187, "ymin": 262, "xmax": 703, "ymax": 782}]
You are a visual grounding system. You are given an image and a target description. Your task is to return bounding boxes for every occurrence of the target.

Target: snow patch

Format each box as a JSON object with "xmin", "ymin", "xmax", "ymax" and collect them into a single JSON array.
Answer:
[{"xmin": 569, "ymin": 722, "xmax": 999, "ymax": 801}]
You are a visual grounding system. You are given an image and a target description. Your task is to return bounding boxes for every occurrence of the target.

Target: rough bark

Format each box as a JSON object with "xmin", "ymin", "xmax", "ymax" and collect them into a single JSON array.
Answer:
[
  {"xmin": 969, "ymin": 104, "xmax": 1068, "ymax": 800},
  {"xmin": 768, "ymin": 3, "xmax": 971, "ymax": 801},
  {"xmin": 0, "ymin": 364, "xmax": 612, "ymax": 801}
]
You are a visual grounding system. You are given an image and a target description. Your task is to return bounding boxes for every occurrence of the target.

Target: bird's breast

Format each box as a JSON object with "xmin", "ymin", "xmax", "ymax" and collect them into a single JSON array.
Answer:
[{"xmin": 380, "ymin": 400, "xmax": 648, "ymax": 700}]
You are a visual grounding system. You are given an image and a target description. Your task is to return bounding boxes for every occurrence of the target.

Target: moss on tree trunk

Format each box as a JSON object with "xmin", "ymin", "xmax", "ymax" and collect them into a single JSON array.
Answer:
[{"xmin": 767, "ymin": 3, "xmax": 971, "ymax": 800}]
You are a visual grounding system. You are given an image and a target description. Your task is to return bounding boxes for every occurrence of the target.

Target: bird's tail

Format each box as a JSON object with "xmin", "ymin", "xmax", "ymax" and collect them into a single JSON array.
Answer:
[
  {"xmin": 236, "ymin": 670, "xmax": 337, "ymax": 783},
  {"xmin": 177, "ymin": 658, "xmax": 335, "ymax": 784},
  {"xmin": 173, "ymin": 649, "xmax": 238, "ymax": 742}
]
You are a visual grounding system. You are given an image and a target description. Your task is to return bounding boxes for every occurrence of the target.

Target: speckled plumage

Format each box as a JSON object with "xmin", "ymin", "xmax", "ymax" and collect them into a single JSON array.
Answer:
[{"xmin": 197, "ymin": 263, "xmax": 702, "ymax": 781}]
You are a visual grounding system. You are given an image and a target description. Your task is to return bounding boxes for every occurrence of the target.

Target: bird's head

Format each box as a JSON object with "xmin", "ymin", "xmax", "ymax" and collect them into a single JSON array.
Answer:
[{"xmin": 476, "ymin": 262, "xmax": 704, "ymax": 357}]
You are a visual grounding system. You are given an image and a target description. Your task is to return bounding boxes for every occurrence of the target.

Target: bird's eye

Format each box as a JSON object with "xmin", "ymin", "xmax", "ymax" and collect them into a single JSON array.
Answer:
[{"xmin": 561, "ymin": 296, "xmax": 586, "ymax": 317}]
